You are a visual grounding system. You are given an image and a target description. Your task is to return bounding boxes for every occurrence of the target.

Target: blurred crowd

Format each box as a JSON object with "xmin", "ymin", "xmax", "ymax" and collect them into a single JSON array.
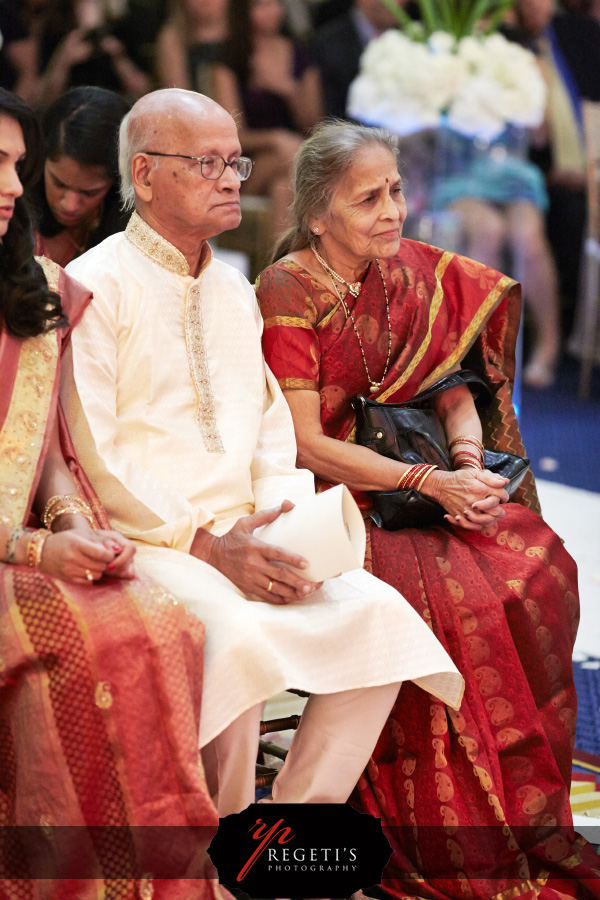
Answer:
[{"xmin": 1, "ymin": 0, "xmax": 599, "ymax": 386}]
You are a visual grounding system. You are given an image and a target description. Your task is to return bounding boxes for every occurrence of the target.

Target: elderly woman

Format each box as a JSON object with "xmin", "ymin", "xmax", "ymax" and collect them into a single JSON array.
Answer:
[
  {"xmin": 256, "ymin": 121, "xmax": 595, "ymax": 899},
  {"xmin": 0, "ymin": 88, "xmax": 226, "ymax": 899}
]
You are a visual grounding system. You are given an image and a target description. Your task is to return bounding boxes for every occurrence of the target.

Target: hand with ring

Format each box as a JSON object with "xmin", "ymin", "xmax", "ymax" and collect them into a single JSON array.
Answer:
[{"xmin": 191, "ymin": 501, "xmax": 322, "ymax": 604}]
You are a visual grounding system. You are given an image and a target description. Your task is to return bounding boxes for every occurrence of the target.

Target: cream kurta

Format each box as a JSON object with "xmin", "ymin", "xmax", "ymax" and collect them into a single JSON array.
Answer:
[{"xmin": 62, "ymin": 213, "xmax": 463, "ymax": 746}]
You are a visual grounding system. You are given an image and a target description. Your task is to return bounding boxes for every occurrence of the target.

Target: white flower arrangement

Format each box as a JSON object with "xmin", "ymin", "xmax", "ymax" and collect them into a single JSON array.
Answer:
[{"xmin": 347, "ymin": 29, "xmax": 547, "ymax": 142}]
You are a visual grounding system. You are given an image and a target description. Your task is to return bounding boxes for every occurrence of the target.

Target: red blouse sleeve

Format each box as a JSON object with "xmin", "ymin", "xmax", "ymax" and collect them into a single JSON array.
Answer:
[{"xmin": 256, "ymin": 262, "xmax": 321, "ymax": 392}]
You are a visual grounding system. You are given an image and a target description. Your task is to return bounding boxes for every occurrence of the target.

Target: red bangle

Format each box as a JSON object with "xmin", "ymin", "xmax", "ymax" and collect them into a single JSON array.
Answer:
[
  {"xmin": 396, "ymin": 463, "xmax": 429, "ymax": 491},
  {"xmin": 448, "ymin": 435, "xmax": 484, "ymax": 453},
  {"xmin": 452, "ymin": 449, "xmax": 483, "ymax": 466},
  {"xmin": 453, "ymin": 453, "xmax": 485, "ymax": 471}
]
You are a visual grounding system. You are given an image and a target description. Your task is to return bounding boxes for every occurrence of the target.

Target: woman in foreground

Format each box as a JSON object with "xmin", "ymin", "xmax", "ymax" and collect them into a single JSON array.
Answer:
[
  {"xmin": 0, "ymin": 87, "xmax": 228, "ymax": 900},
  {"xmin": 256, "ymin": 120, "xmax": 597, "ymax": 899}
]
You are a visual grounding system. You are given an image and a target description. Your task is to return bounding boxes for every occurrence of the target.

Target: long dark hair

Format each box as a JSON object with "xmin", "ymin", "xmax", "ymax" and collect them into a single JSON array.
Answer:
[
  {"xmin": 35, "ymin": 86, "xmax": 130, "ymax": 244},
  {"xmin": 222, "ymin": 0, "xmax": 290, "ymax": 81},
  {"xmin": 0, "ymin": 89, "xmax": 64, "ymax": 338},
  {"xmin": 222, "ymin": 0, "xmax": 254, "ymax": 81}
]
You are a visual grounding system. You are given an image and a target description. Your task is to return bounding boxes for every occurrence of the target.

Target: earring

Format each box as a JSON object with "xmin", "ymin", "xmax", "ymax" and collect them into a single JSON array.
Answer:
[{"xmin": 313, "ymin": 227, "xmax": 319, "ymax": 234}]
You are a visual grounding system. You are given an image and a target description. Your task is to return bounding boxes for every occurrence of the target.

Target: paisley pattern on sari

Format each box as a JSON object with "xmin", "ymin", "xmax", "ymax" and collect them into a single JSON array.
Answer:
[
  {"xmin": 256, "ymin": 240, "xmax": 599, "ymax": 900},
  {"xmin": 0, "ymin": 262, "xmax": 227, "ymax": 900}
]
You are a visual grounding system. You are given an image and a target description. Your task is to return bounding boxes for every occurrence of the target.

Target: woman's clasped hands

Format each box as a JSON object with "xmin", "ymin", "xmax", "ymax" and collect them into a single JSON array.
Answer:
[
  {"xmin": 41, "ymin": 527, "xmax": 135, "ymax": 584},
  {"xmin": 424, "ymin": 468, "xmax": 510, "ymax": 531}
]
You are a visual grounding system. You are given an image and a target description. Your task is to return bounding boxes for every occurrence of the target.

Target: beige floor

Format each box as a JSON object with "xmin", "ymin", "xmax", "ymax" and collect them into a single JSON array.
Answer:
[{"xmin": 536, "ymin": 479, "xmax": 600, "ymax": 657}]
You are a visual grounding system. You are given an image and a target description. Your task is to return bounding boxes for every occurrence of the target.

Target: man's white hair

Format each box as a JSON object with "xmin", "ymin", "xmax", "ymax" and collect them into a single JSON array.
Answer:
[{"xmin": 118, "ymin": 109, "xmax": 157, "ymax": 211}]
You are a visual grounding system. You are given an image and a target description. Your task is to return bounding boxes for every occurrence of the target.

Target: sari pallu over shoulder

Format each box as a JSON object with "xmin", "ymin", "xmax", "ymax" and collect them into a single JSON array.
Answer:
[
  {"xmin": 0, "ymin": 262, "xmax": 226, "ymax": 899},
  {"xmin": 0, "ymin": 257, "xmax": 93, "ymax": 530}
]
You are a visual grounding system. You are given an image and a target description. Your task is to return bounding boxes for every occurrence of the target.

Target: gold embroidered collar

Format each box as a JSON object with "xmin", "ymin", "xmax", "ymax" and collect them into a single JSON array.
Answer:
[{"xmin": 125, "ymin": 211, "xmax": 212, "ymax": 278}]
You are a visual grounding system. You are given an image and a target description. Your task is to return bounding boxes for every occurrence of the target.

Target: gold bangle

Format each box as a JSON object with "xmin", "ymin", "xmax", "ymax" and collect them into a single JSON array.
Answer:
[
  {"xmin": 448, "ymin": 435, "xmax": 484, "ymax": 453},
  {"xmin": 396, "ymin": 465, "xmax": 416, "ymax": 491},
  {"xmin": 26, "ymin": 529, "xmax": 50, "ymax": 568},
  {"xmin": 416, "ymin": 465, "xmax": 438, "ymax": 492},
  {"xmin": 43, "ymin": 494, "xmax": 94, "ymax": 530},
  {"xmin": 396, "ymin": 464, "xmax": 426, "ymax": 491},
  {"xmin": 406, "ymin": 464, "xmax": 429, "ymax": 490}
]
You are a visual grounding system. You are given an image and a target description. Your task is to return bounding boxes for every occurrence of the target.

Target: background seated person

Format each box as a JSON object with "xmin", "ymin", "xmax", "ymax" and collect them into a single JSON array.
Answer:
[
  {"xmin": 213, "ymin": 0, "xmax": 323, "ymax": 238},
  {"xmin": 156, "ymin": 0, "xmax": 228, "ymax": 96},
  {"xmin": 32, "ymin": 85, "xmax": 129, "ymax": 267},
  {"xmin": 37, "ymin": 0, "xmax": 151, "ymax": 108}
]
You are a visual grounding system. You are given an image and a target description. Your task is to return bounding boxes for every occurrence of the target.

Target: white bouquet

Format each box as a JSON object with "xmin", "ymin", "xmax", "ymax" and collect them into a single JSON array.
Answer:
[{"xmin": 348, "ymin": 29, "xmax": 546, "ymax": 142}]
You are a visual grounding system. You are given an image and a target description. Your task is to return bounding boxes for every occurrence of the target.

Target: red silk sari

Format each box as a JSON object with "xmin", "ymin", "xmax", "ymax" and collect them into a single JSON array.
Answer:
[
  {"xmin": 256, "ymin": 240, "xmax": 600, "ymax": 900},
  {"xmin": 0, "ymin": 261, "xmax": 228, "ymax": 900}
]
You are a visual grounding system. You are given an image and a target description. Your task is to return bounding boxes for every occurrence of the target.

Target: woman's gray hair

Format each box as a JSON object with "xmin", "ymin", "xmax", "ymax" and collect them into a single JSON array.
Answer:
[
  {"xmin": 118, "ymin": 108, "xmax": 157, "ymax": 211},
  {"xmin": 271, "ymin": 119, "xmax": 401, "ymax": 262}
]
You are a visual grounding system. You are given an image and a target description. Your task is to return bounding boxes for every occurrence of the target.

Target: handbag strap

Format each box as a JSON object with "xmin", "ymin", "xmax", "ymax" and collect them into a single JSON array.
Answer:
[{"xmin": 354, "ymin": 370, "xmax": 493, "ymax": 412}]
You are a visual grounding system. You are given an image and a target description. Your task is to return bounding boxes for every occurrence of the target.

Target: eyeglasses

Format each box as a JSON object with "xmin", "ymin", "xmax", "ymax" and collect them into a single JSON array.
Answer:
[{"xmin": 142, "ymin": 151, "xmax": 253, "ymax": 181}]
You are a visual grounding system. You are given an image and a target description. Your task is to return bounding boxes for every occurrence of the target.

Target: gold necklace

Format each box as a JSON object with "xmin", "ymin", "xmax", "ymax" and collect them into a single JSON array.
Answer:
[
  {"xmin": 312, "ymin": 246, "xmax": 393, "ymax": 394},
  {"xmin": 311, "ymin": 242, "xmax": 363, "ymax": 297}
]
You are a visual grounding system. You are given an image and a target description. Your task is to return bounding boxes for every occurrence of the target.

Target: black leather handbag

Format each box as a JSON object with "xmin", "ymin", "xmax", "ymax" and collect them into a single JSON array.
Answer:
[{"xmin": 350, "ymin": 370, "xmax": 530, "ymax": 530}]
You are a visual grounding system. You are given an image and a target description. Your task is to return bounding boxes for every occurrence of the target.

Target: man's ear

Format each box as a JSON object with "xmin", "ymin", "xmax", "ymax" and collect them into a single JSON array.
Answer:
[{"xmin": 131, "ymin": 153, "xmax": 154, "ymax": 203}]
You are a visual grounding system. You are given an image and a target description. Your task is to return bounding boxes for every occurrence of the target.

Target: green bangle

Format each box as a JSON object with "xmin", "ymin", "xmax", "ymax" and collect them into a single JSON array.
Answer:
[{"xmin": 4, "ymin": 527, "xmax": 25, "ymax": 563}]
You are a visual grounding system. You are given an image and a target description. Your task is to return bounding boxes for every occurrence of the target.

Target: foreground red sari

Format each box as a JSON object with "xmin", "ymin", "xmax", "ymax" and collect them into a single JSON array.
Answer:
[
  {"xmin": 257, "ymin": 241, "xmax": 600, "ymax": 900},
  {"xmin": 0, "ymin": 260, "xmax": 228, "ymax": 900}
]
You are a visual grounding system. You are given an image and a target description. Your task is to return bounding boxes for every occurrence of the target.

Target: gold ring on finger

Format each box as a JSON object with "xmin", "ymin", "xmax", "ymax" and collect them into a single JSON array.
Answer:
[
  {"xmin": 85, "ymin": 569, "xmax": 94, "ymax": 582},
  {"xmin": 267, "ymin": 580, "xmax": 273, "ymax": 592}
]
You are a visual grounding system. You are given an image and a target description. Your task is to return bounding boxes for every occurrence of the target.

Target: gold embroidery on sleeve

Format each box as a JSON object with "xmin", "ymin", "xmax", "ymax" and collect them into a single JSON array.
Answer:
[
  {"xmin": 279, "ymin": 377, "xmax": 318, "ymax": 390},
  {"xmin": 263, "ymin": 315, "xmax": 313, "ymax": 330}
]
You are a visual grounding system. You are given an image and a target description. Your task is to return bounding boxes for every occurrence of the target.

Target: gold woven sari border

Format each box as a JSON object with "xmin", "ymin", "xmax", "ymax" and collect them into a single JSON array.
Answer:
[
  {"xmin": 0, "ymin": 332, "xmax": 59, "ymax": 526},
  {"xmin": 36, "ymin": 255, "xmax": 61, "ymax": 292},
  {"xmin": 395, "ymin": 873, "xmax": 550, "ymax": 900},
  {"xmin": 377, "ymin": 251, "xmax": 454, "ymax": 403},
  {"xmin": 489, "ymin": 876, "xmax": 546, "ymax": 900},
  {"xmin": 264, "ymin": 315, "xmax": 313, "ymax": 330},
  {"xmin": 316, "ymin": 300, "xmax": 342, "ymax": 332},
  {"xmin": 418, "ymin": 275, "xmax": 516, "ymax": 393},
  {"xmin": 279, "ymin": 377, "xmax": 318, "ymax": 391}
]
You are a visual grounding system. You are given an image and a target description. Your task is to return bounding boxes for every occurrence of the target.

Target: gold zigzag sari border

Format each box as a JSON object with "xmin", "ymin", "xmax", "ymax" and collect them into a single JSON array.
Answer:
[
  {"xmin": 417, "ymin": 274, "xmax": 516, "ymax": 393},
  {"xmin": 376, "ymin": 250, "xmax": 454, "ymax": 403}
]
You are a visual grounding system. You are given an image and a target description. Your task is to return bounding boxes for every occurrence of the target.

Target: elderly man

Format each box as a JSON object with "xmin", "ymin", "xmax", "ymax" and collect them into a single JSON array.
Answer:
[{"xmin": 61, "ymin": 89, "xmax": 462, "ymax": 817}]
